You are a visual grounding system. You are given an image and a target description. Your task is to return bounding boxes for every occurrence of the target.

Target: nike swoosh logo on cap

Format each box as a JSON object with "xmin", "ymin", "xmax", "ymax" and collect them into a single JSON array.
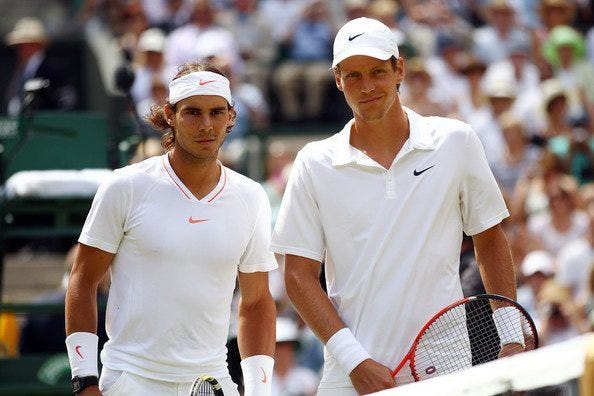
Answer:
[
  {"xmin": 198, "ymin": 79, "xmax": 216, "ymax": 85},
  {"xmin": 413, "ymin": 165, "xmax": 435, "ymax": 176},
  {"xmin": 348, "ymin": 32, "xmax": 364, "ymax": 41}
]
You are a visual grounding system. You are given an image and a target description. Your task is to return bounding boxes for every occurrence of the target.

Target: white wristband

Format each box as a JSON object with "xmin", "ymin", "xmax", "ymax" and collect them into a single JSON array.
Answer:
[
  {"xmin": 492, "ymin": 307, "xmax": 525, "ymax": 347},
  {"xmin": 65, "ymin": 332, "xmax": 99, "ymax": 378},
  {"xmin": 241, "ymin": 354, "xmax": 274, "ymax": 396},
  {"xmin": 325, "ymin": 328, "xmax": 371, "ymax": 375}
]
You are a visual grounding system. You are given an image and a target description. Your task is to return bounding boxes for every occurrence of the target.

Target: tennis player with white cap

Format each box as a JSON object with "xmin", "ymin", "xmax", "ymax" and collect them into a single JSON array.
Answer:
[
  {"xmin": 272, "ymin": 17, "xmax": 521, "ymax": 394},
  {"xmin": 65, "ymin": 62, "xmax": 277, "ymax": 395}
]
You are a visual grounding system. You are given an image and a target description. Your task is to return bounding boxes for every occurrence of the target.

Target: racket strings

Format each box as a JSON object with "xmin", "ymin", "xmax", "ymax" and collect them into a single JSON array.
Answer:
[{"xmin": 411, "ymin": 298, "xmax": 536, "ymax": 381}]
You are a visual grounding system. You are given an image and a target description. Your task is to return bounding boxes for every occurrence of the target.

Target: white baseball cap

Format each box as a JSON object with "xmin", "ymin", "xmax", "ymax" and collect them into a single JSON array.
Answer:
[
  {"xmin": 138, "ymin": 28, "xmax": 166, "ymax": 53},
  {"xmin": 521, "ymin": 250, "xmax": 555, "ymax": 277},
  {"xmin": 276, "ymin": 316, "xmax": 300, "ymax": 343},
  {"xmin": 332, "ymin": 17, "xmax": 399, "ymax": 68}
]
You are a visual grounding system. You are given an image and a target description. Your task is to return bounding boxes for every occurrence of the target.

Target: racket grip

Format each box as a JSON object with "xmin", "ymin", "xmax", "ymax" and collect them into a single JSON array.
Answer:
[
  {"xmin": 493, "ymin": 307, "xmax": 525, "ymax": 347},
  {"xmin": 326, "ymin": 328, "xmax": 371, "ymax": 374}
]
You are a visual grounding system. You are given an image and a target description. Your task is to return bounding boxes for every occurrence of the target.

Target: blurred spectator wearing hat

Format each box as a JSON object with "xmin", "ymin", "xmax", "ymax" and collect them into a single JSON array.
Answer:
[
  {"xmin": 130, "ymin": 27, "xmax": 173, "ymax": 106},
  {"xmin": 452, "ymin": 53, "xmax": 488, "ymax": 122},
  {"xmin": 400, "ymin": 57, "xmax": 451, "ymax": 117},
  {"xmin": 533, "ymin": 0, "xmax": 578, "ymax": 65},
  {"xmin": 536, "ymin": 279, "xmax": 588, "ymax": 346},
  {"xmin": 526, "ymin": 173, "xmax": 589, "ymax": 256},
  {"xmin": 466, "ymin": 77, "xmax": 518, "ymax": 167},
  {"xmin": 424, "ymin": 33, "xmax": 470, "ymax": 107},
  {"xmin": 273, "ymin": 316, "xmax": 320, "ymax": 396},
  {"xmin": 516, "ymin": 249, "xmax": 556, "ymax": 327},
  {"xmin": 556, "ymin": 203, "xmax": 594, "ymax": 309},
  {"xmin": 3, "ymin": 17, "xmax": 80, "ymax": 115},
  {"xmin": 543, "ymin": 25, "xmax": 594, "ymax": 122},
  {"xmin": 490, "ymin": 112, "xmax": 543, "ymax": 200},
  {"xmin": 484, "ymin": 34, "xmax": 544, "ymax": 136},
  {"xmin": 472, "ymin": 0, "xmax": 532, "ymax": 66}
]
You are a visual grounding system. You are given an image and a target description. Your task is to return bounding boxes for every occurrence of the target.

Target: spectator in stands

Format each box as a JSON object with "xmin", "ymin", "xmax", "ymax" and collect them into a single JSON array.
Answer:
[
  {"xmin": 516, "ymin": 249, "xmax": 556, "ymax": 328},
  {"xmin": 130, "ymin": 27, "xmax": 172, "ymax": 106},
  {"xmin": 490, "ymin": 112, "xmax": 543, "ymax": 200},
  {"xmin": 115, "ymin": 0, "xmax": 149, "ymax": 62},
  {"xmin": 472, "ymin": 0, "xmax": 531, "ymax": 66},
  {"xmin": 533, "ymin": 0, "xmax": 578, "ymax": 67},
  {"xmin": 556, "ymin": 202, "xmax": 594, "ymax": 308},
  {"xmin": 400, "ymin": 57, "xmax": 451, "ymax": 117},
  {"xmin": 218, "ymin": 0, "xmax": 278, "ymax": 96},
  {"xmin": 65, "ymin": 61, "xmax": 277, "ymax": 395},
  {"xmin": 258, "ymin": 0, "xmax": 308, "ymax": 46},
  {"xmin": 272, "ymin": 17, "xmax": 520, "ymax": 394},
  {"xmin": 543, "ymin": 26, "xmax": 594, "ymax": 120},
  {"xmin": 425, "ymin": 33, "xmax": 470, "ymax": 108},
  {"xmin": 272, "ymin": 316, "xmax": 320, "ymax": 396},
  {"xmin": 139, "ymin": 0, "xmax": 193, "ymax": 33},
  {"xmin": 19, "ymin": 245, "xmax": 109, "ymax": 355},
  {"xmin": 271, "ymin": 0, "xmax": 336, "ymax": 122},
  {"xmin": 536, "ymin": 279, "xmax": 588, "ymax": 346},
  {"xmin": 452, "ymin": 53, "xmax": 488, "ymax": 123},
  {"xmin": 3, "ymin": 17, "xmax": 80, "ymax": 115},
  {"xmin": 164, "ymin": 0, "xmax": 241, "ymax": 77},
  {"xmin": 527, "ymin": 173, "xmax": 589, "ymax": 256},
  {"xmin": 466, "ymin": 77, "xmax": 517, "ymax": 167}
]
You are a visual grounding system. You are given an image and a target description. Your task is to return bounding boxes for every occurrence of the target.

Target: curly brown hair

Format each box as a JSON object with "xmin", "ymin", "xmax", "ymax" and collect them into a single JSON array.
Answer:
[{"xmin": 145, "ymin": 61, "xmax": 235, "ymax": 152}]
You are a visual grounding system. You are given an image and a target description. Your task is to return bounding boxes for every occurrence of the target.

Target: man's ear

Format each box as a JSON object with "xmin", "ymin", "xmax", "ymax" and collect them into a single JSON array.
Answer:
[
  {"xmin": 164, "ymin": 104, "xmax": 174, "ymax": 124},
  {"xmin": 334, "ymin": 69, "xmax": 344, "ymax": 92}
]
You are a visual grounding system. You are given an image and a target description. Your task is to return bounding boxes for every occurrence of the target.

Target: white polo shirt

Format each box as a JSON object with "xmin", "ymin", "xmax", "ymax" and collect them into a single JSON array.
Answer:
[
  {"xmin": 79, "ymin": 154, "xmax": 277, "ymax": 382},
  {"xmin": 271, "ymin": 107, "xmax": 509, "ymax": 388}
]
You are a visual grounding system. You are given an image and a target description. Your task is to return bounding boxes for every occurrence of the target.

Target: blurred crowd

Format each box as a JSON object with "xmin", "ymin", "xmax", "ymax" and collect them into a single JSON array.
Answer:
[{"xmin": 2, "ymin": 0, "xmax": 594, "ymax": 394}]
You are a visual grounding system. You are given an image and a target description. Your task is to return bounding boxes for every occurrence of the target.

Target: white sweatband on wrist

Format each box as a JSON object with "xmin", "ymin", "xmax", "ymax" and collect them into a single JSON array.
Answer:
[
  {"xmin": 241, "ymin": 354, "xmax": 274, "ymax": 396},
  {"xmin": 325, "ymin": 328, "xmax": 371, "ymax": 375},
  {"xmin": 65, "ymin": 332, "xmax": 99, "ymax": 378},
  {"xmin": 493, "ymin": 307, "xmax": 525, "ymax": 347}
]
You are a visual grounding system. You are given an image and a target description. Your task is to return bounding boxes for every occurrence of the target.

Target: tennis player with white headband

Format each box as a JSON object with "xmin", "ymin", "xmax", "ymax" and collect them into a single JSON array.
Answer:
[{"xmin": 65, "ymin": 61, "xmax": 276, "ymax": 396}]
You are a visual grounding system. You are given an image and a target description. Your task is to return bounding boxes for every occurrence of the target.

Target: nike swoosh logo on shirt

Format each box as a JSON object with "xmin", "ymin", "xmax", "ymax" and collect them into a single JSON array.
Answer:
[
  {"xmin": 188, "ymin": 217, "xmax": 209, "ymax": 224},
  {"xmin": 413, "ymin": 165, "xmax": 435, "ymax": 176}
]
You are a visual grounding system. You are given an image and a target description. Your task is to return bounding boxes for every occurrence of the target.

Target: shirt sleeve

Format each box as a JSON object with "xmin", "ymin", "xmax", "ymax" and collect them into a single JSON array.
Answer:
[
  {"xmin": 460, "ymin": 127, "xmax": 510, "ymax": 236},
  {"xmin": 78, "ymin": 171, "xmax": 130, "ymax": 253},
  {"xmin": 238, "ymin": 185, "xmax": 278, "ymax": 273},
  {"xmin": 271, "ymin": 150, "xmax": 325, "ymax": 262}
]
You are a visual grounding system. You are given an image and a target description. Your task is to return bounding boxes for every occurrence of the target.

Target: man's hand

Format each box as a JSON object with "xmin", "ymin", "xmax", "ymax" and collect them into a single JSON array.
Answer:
[{"xmin": 349, "ymin": 359, "xmax": 396, "ymax": 395}]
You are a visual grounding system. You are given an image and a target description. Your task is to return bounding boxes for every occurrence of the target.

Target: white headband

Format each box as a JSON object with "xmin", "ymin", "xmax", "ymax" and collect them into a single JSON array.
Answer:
[{"xmin": 168, "ymin": 71, "xmax": 234, "ymax": 106}]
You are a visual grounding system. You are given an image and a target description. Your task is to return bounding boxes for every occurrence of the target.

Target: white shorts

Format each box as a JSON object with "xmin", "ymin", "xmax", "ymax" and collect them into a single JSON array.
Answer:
[{"xmin": 100, "ymin": 367, "xmax": 240, "ymax": 396}]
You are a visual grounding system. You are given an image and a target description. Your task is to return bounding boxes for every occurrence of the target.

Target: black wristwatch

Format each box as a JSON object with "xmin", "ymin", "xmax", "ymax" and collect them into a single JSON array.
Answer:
[{"xmin": 72, "ymin": 375, "xmax": 99, "ymax": 394}]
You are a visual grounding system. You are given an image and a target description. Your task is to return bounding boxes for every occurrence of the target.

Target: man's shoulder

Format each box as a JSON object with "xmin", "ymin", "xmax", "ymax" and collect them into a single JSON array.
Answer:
[{"xmin": 225, "ymin": 166, "xmax": 268, "ymax": 199}]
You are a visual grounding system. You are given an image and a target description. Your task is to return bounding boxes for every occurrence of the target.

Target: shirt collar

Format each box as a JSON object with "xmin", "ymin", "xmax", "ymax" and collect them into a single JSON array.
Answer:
[{"xmin": 331, "ymin": 107, "xmax": 436, "ymax": 167}]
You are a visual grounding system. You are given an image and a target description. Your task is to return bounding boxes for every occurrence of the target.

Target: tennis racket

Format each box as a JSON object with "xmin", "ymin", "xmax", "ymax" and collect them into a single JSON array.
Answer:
[
  {"xmin": 391, "ymin": 294, "xmax": 538, "ymax": 382},
  {"xmin": 189, "ymin": 375, "xmax": 224, "ymax": 396}
]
